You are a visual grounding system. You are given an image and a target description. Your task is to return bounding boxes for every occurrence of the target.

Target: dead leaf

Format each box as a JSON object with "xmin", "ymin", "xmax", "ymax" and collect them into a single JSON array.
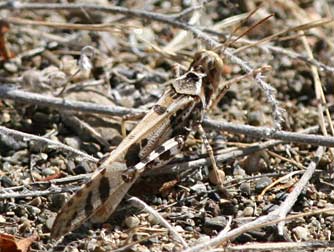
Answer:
[
  {"xmin": 159, "ymin": 179, "xmax": 178, "ymax": 197},
  {"xmin": 0, "ymin": 19, "xmax": 13, "ymax": 60},
  {"xmin": 0, "ymin": 233, "xmax": 38, "ymax": 252}
]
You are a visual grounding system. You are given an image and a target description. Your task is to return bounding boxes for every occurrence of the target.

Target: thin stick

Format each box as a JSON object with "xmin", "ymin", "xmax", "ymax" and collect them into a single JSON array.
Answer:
[
  {"xmin": 258, "ymin": 170, "xmax": 304, "ymax": 199},
  {"xmin": 227, "ymin": 14, "xmax": 274, "ymax": 50},
  {"xmin": 266, "ymin": 150, "xmax": 306, "ymax": 170},
  {"xmin": 0, "ymin": 85, "xmax": 146, "ymax": 117},
  {"xmin": 232, "ymin": 18, "xmax": 334, "ymax": 54},
  {"xmin": 129, "ymin": 197, "xmax": 189, "ymax": 248},
  {"xmin": 0, "ymin": 126, "xmax": 98, "ymax": 162},
  {"xmin": 0, "ymin": 185, "xmax": 81, "ymax": 199},
  {"xmin": 0, "ymin": 2, "xmax": 208, "ymax": 37},
  {"xmin": 263, "ymin": 43, "xmax": 334, "ymax": 73},
  {"xmin": 227, "ymin": 241, "xmax": 334, "ymax": 251},
  {"xmin": 204, "ymin": 119, "xmax": 334, "ymax": 147},
  {"xmin": 276, "ymin": 146, "xmax": 325, "ymax": 234},
  {"xmin": 170, "ymin": 5, "xmax": 203, "ymax": 20},
  {"xmin": 6, "ymin": 17, "xmax": 127, "ymax": 32},
  {"xmin": 300, "ymin": 32, "xmax": 334, "ymax": 157},
  {"xmin": 0, "ymin": 174, "xmax": 91, "ymax": 198}
]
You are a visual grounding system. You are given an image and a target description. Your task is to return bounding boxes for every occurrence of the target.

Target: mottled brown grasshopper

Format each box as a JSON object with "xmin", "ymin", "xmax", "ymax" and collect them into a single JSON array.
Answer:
[{"xmin": 51, "ymin": 50, "xmax": 225, "ymax": 239}]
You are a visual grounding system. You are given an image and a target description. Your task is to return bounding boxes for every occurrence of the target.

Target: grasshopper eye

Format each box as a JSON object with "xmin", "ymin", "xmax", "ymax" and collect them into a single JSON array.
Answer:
[
  {"xmin": 207, "ymin": 59, "xmax": 214, "ymax": 70},
  {"xmin": 186, "ymin": 72, "xmax": 200, "ymax": 82}
]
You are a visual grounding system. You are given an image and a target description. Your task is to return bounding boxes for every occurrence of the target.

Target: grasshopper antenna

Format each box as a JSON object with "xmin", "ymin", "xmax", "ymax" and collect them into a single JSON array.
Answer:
[{"xmin": 213, "ymin": 5, "xmax": 274, "ymax": 58}]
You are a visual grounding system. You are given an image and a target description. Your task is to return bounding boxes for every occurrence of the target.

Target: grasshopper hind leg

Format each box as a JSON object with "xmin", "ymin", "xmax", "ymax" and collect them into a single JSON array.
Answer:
[{"xmin": 90, "ymin": 136, "xmax": 185, "ymax": 223}]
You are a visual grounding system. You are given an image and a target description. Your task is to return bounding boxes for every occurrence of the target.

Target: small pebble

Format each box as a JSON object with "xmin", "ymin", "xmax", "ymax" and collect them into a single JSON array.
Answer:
[
  {"xmin": 232, "ymin": 65, "xmax": 241, "ymax": 74},
  {"xmin": 247, "ymin": 111, "xmax": 264, "ymax": 126},
  {"xmin": 42, "ymin": 168, "xmax": 56, "ymax": 176},
  {"xmin": 8, "ymin": 150, "xmax": 29, "ymax": 164},
  {"xmin": 233, "ymin": 165, "xmax": 246, "ymax": 176},
  {"xmin": 184, "ymin": 226, "xmax": 194, "ymax": 231},
  {"xmin": 255, "ymin": 177, "xmax": 272, "ymax": 191},
  {"xmin": 174, "ymin": 225, "xmax": 185, "ymax": 232},
  {"xmin": 324, "ymin": 204, "xmax": 334, "ymax": 216},
  {"xmin": 204, "ymin": 216, "xmax": 227, "ymax": 230},
  {"xmin": 1, "ymin": 112, "xmax": 11, "ymax": 123},
  {"xmin": 19, "ymin": 218, "xmax": 31, "ymax": 233},
  {"xmin": 66, "ymin": 246, "xmax": 79, "ymax": 252},
  {"xmin": 185, "ymin": 219, "xmax": 195, "ymax": 227},
  {"xmin": 49, "ymin": 193, "xmax": 66, "ymax": 211},
  {"xmin": 29, "ymin": 197, "xmax": 42, "ymax": 207},
  {"xmin": 148, "ymin": 214, "xmax": 159, "ymax": 225},
  {"xmin": 120, "ymin": 233, "xmax": 128, "ymax": 239},
  {"xmin": 2, "ymin": 162, "xmax": 12, "ymax": 171},
  {"xmin": 87, "ymin": 239, "xmax": 98, "ymax": 251},
  {"xmin": 162, "ymin": 243, "xmax": 174, "ymax": 252},
  {"xmin": 317, "ymin": 199, "xmax": 327, "ymax": 208},
  {"xmin": 221, "ymin": 201, "xmax": 238, "ymax": 215},
  {"xmin": 208, "ymin": 191, "xmax": 221, "ymax": 201},
  {"xmin": 280, "ymin": 56, "xmax": 292, "ymax": 67},
  {"xmin": 134, "ymin": 245, "xmax": 150, "ymax": 252},
  {"xmin": 190, "ymin": 182, "xmax": 207, "ymax": 194},
  {"xmin": 93, "ymin": 246, "xmax": 105, "ymax": 252},
  {"xmin": 4, "ymin": 62, "xmax": 18, "ymax": 73},
  {"xmin": 240, "ymin": 182, "xmax": 251, "ymax": 195},
  {"xmin": 64, "ymin": 136, "xmax": 81, "ymax": 150},
  {"xmin": 32, "ymin": 112, "xmax": 49, "ymax": 124},
  {"xmin": 124, "ymin": 216, "xmax": 140, "ymax": 228},
  {"xmin": 0, "ymin": 176, "xmax": 15, "ymax": 187},
  {"xmin": 31, "ymin": 171, "xmax": 43, "ymax": 181},
  {"xmin": 293, "ymin": 226, "xmax": 309, "ymax": 240},
  {"xmin": 26, "ymin": 206, "xmax": 41, "ymax": 216},
  {"xmin": 14, "ymin": 205, "xmax": 27, "ymax": 217},
  {"xmin": 6, "ymin": 211, "xmax": 15, "ymax": 217},
  {"xmin": 148, "ymin": 236, "xmax": 160, "ymax": 243},
  {"xmin": 46, "ymin": 215, "xmax": 56, "ymax": 230},
  {"xmin": 192, "ymin": 235, "xmax": 210, "ymax": 245},
  {"xmin": 81, "ymin": 142, "xmax": 101, "ymax": 154},
  {"xmin": 242, "ymin": 206, "xmax": 254, "ymax": 217},
  {"xmin": 151, "ymin": 197, "xmax": 162, "ymax": 205},
  {"xmin": 73, "ymin": 161, "xmax": 91, "ymax": 174}
]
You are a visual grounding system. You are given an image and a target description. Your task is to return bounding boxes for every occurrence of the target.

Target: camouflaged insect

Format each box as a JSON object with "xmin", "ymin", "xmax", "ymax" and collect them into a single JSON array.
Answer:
[{"xmin": 51, "ymin": 50, "xmax": 225, "ymax": 239}]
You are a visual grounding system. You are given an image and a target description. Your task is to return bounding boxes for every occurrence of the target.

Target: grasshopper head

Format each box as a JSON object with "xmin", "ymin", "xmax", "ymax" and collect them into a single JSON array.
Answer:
[
  {"xmin": 172, "ymin": 50, "xmax": 224, "ymax": 108},
  {"xmin": 190, "ymin": 50, "xmax": 224, "ymax": 108}
]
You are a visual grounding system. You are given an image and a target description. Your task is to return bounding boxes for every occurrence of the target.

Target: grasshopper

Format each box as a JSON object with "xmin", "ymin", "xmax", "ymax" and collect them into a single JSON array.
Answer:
[{"xmin": 51, "ymin": 50, "xmax": 225, "ymax": 239}]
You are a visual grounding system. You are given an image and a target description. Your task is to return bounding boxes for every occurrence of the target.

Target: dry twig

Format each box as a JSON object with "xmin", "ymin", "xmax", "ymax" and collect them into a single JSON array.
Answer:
[
  {"xmin": 0, "ymin": 85, "xmax": 146, "ymax": 117},
  {"xmin": 226, "ymin": 241, "xmax": 334, "ymax": 251},
  {"xmin": 275, "ymin": 146, "xmax": 325, "ymax": 234},
  {"xmin": 129, "ymin": 197, "xmax": 189, "ymax": 249},
  {"xmin": 204, "ymin": 119, "xmax": 334, "ymax": 147},
  {"xmin": 0, "ymin": 125, "xmax": 98, "ymax": 162}
]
